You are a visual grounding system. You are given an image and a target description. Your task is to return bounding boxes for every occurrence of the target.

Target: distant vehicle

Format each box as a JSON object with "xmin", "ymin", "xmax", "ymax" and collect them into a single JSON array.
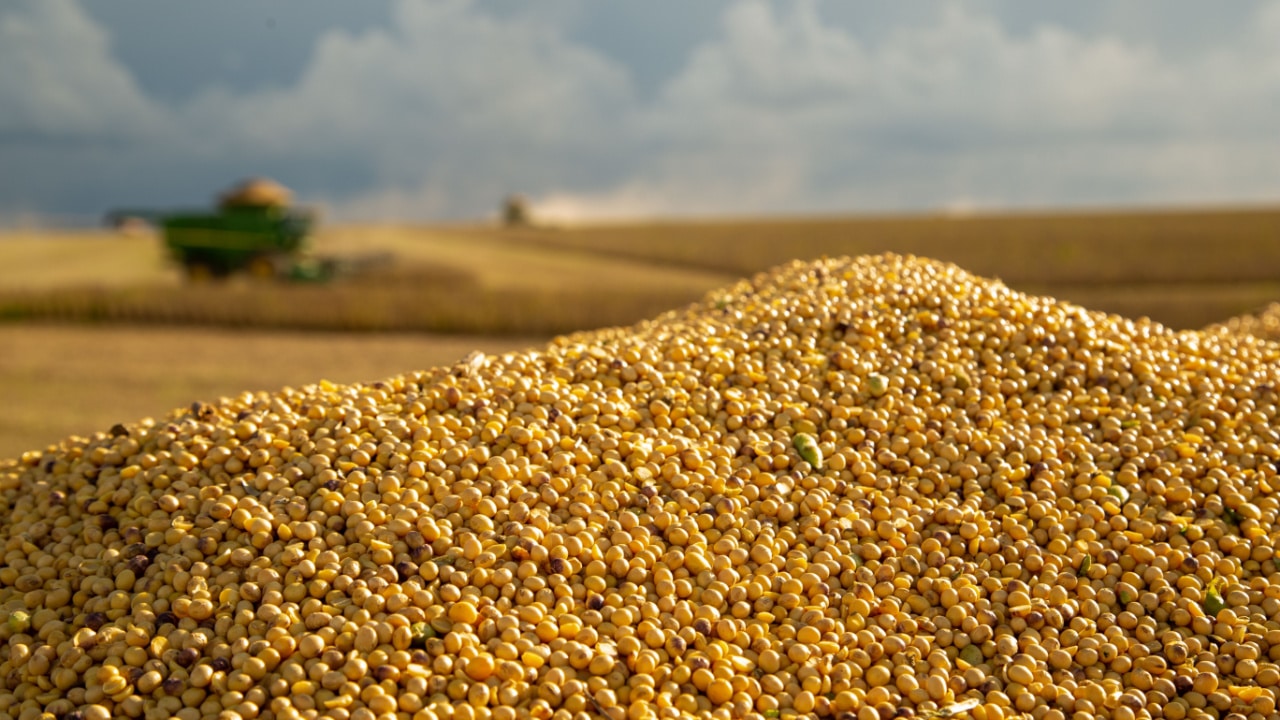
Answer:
[
  {"xmin": 106, "ymin": 178, "xmax": 336, "ymax": 282},
  {"xmin": 502, "ymin": 194, "xmax": 532, "ymax": 227}
]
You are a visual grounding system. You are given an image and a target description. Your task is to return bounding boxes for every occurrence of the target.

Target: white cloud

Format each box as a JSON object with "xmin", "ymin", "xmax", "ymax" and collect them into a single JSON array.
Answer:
[
  {"xmin": 534, "ymin": 1, "xmax": 1280, "ymax": 220},
  {"xmin": 0, "ymin": 0, "xmax": 166, "ymax": 140},
  {"xmin": 2, "ymin": 0, "xmax": 1279, "ymax": 223},
  {"xmin": 182, "ymin": 0, "xmax": 637, "ymax": 219}
]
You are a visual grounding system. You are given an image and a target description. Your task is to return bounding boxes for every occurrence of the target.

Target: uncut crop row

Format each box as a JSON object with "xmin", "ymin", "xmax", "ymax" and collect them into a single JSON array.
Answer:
[{"xmin": 0, "ymin": 283, "xmax": 707, "ymax": 336}]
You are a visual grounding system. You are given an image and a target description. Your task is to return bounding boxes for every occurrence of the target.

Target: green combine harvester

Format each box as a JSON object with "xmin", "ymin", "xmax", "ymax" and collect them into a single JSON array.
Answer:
[{"xmin": 107, "ymin": 178, "xmax": 338, "ymax": 282}]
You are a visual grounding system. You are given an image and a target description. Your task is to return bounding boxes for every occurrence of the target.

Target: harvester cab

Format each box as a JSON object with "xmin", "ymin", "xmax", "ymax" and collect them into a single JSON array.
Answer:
[{"xmin": 107, "ymin": 178, "xmax": 333, "ymax": 282}]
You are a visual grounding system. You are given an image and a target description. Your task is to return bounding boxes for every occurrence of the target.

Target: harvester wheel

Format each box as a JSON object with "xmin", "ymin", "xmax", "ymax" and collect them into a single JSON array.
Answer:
[
  {"xmin": 185, "ymin": 263, "xmax": 215, "ymax": 283},
  {"xmin": 248, "ymin": 256, "xmax": 277, "ymax": 280}
]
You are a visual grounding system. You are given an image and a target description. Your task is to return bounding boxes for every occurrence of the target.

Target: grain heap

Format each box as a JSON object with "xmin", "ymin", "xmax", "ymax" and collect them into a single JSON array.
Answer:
[
  {"xmin": 1208, "ymin": 304, "xmax": 1280, "ymax": 343},
  {"xmin": 3, "ymin": 254, "xmax": 1280, "ymax": 720}
]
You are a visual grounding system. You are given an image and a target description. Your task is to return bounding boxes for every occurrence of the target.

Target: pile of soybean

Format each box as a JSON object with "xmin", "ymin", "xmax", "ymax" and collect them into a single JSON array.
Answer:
[
  {"xmin": 3, "ymin": 254, "xmax": 1280, "ymax": 720},
  {"xmin": 1208, "ymin": 303, "xmax": 1280, "ymax": 344}
]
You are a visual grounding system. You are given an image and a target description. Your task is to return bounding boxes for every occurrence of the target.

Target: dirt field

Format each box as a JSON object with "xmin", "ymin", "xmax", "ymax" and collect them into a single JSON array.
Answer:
[{"xmin": 0, "ymin": 324, "xmax": 544, "ymax": 460}]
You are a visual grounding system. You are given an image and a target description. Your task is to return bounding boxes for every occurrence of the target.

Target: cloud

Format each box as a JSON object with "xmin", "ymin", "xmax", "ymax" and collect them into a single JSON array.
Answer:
[
  {"xmin": 2, "ymin": 0, "xmax": 1279, "ymax": 224},
  {"xmin": 0, "ymin": 0, "xmax": 166, "ymax": 142},
  {"xmin": 0, "ymin": 0, "xmax": 638, "ymax": 220},
  {"xmin": 536, "ymin": 1, "xmax": 1280, "ymax": 220},
  {"xmin": 183, "ymin": 0, "xmax": 638, "ymax": 219},
  {"xmin": 0, "ymin": 0, "xmax": 184, "ymax": 222}
]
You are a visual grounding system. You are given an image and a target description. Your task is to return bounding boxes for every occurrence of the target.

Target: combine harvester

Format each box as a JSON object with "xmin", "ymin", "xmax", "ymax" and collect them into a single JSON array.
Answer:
[{"xmin": 107, "ymin": 178, "xmax": 388, "ymax": 282}]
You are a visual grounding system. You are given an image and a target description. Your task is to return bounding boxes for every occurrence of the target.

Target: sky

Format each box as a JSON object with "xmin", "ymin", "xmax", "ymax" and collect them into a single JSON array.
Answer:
[{"xmin": 2, "ymin": 0, "xmax": 1279, "ymax": 225}]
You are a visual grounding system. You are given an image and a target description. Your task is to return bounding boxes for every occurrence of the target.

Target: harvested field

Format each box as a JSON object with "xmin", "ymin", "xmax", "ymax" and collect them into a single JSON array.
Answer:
[
  {"xmin": 4, "ymin": 206, "xmax": 1280, "ymax": 333},
  {"xmin": 0, "ymin": 226, "xmax": 731, "ymax": 334},
  {"xmin": 500, "ymin": 206, "xmax": 1280, "ymax": 285},
  {"xmin": 0, "ymin": 324, "xmax": 543, "ymax": 460},
  {"xmin": 0, "ymin": 230, "xmax": 172, "ymax": 291},
  {"xmin": 498, "ymin": 205, "xmax": 1280, "ymax": 330}
]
